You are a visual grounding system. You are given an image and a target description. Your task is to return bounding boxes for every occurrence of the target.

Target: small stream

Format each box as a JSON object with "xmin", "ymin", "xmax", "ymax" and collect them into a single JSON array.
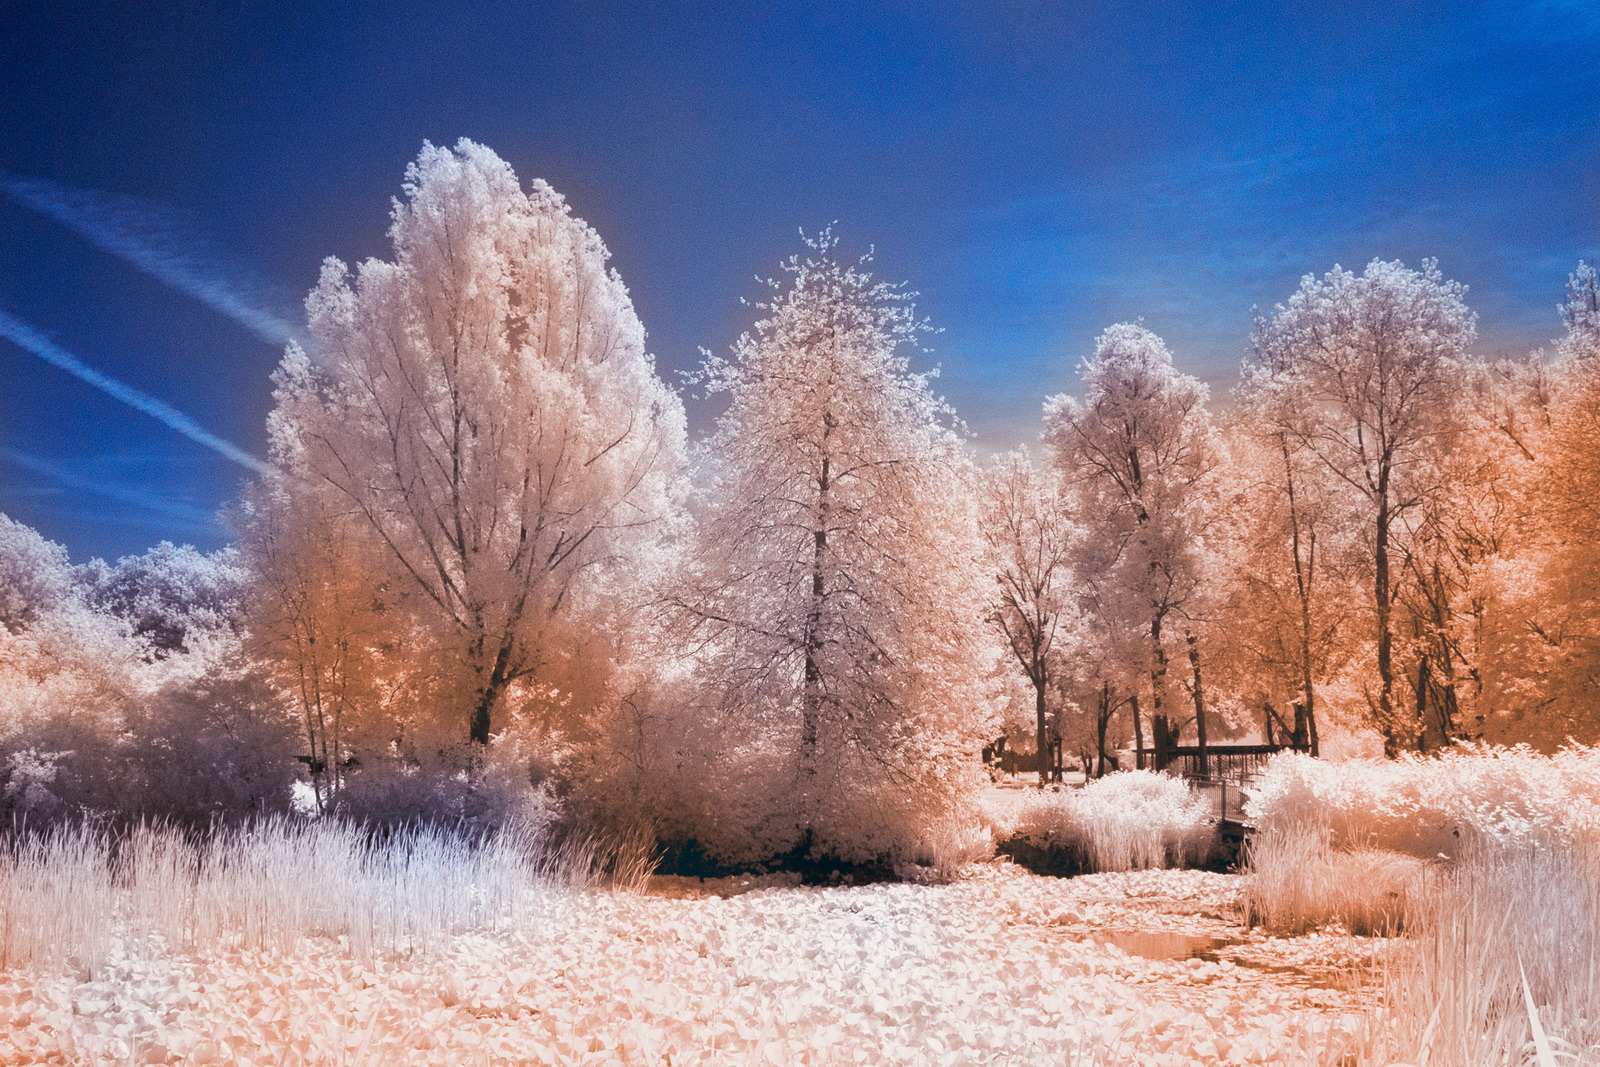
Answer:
[{"xmin": 1081, "ymin": 929, "xmax": 1237, "ymax": 960}]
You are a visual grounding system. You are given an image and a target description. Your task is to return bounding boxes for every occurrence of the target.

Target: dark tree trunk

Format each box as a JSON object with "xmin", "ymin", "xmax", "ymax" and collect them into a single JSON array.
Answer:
[
  {"xmin": 1130, "ymin": 692, "xmax": 1145, "ymax": 770},
  {"xmin": 1149, "ymin": 611, "xmax": 1171, "ymax": 768},
  {"xmin": 1415, "ymin": 652, "xmax": 1433, "ymax": 752},
  {"xmin": 1033, "ymin": 675, "xmax": 1049, "ymax": 788},
  {"xmin": 1187, "ymin": 632, "xmax": 1208, "ymax": 777},
  {"xmin": 470, "ymin": 644, "xmax": 514, "ymax": 746},
  {"xmin": 1375, "ymin": 484, "xmax": 1402, "ymax": 756},
  {"xmin": 1095, "ymin": 683, "xmax": 1115, "ymax": 778}
]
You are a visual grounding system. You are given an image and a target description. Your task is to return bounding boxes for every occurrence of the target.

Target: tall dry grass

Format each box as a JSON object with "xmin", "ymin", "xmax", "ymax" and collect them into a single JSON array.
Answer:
[
  {"xmin": 1356, "ymin": 841, "xmax": 1600, "ymax": 1066},
  {"xmin": 1242, "ymin": 825, "xmax": 1434, "ymax": 936},
  {"xmin": 1000, "ymin": 770, "xmax": 1215, "ymax": 872},
  {"xmin": 1245, "ymin": 749, "xmax": 1600, "ymax": 1064},
  {"xmin": 0, "ymin": 816, "xmax": 652, "ymax": 973}
]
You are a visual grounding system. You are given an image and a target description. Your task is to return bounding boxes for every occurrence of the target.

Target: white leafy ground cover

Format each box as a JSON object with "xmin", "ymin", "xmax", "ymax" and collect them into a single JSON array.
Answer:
[{"xmin": 0, "ymin": 864, "xmax": 1381, "ymax": 1066}]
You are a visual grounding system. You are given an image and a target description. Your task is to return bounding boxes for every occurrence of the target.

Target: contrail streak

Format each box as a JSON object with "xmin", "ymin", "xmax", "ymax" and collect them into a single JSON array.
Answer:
[
  {"xmin": 0, "ymin": 309, "xmax": 273, "ymax": 476},
  {"xmin": 1, "ymin": 174, "xmax": 298, "ymax": 347},
  {"xmin": 0, "ymin": 446, "xmax": 220, "ymax": 527}
]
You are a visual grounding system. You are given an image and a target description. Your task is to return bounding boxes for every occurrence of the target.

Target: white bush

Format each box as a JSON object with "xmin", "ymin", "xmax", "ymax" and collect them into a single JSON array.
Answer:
[
  {"xmin": 1245, "ymin": 745, "xmax": 1600, "ymax": 857},
  {"xmin": 1000, "ymin": 771, "xmax": 1214, "ymax": 872},
  {"xmin": 0, "ymin": 817, "xmax": 580, "ymax": 973}
]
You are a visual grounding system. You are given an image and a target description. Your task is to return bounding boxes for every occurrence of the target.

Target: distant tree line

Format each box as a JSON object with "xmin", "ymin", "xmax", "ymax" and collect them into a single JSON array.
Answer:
[{"xmin": 1, "ymin": 140, "xmax": 1596, "ymax": 870}]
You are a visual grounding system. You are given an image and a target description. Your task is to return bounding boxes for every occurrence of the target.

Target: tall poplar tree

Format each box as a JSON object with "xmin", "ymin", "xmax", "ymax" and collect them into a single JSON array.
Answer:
[{"xmin": 1248, "ymin": 259, "xmax": 1474, "ymax": 754}]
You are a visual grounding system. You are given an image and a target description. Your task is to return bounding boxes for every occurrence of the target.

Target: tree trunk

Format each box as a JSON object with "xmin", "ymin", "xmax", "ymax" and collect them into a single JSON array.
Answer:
[
  {"xmin": 1415, "ymin": 651, "xmax": 1432, "ymax": 752},
  {"xmin": 1149, "ymin": 611, "xmax": 1170, "ymax": 767},
  {"xmin": 1033, "ymin": 673, "xmax": 1049, "ymax": 789},
  {"xmin": 801, "ymin": 414, "xmax": 836, "ymax": 812},
  {"xmin": 1430, "ymin": 564, "xmax": 1459, "ymax": 746},
  {"xmin": 469, "ymin": 637, "xmax": 515, "ymax": 746},
  {"xmin": 1130, "ymin": 692, "xmax": 1145, "ymax": 770},
  {"xmin": 1375, "ymin": 484, "xmax": 1400, "ymax": 756},
  {"xmin": 1300, "ymin": 669, "xmax": 1319, "ymax": 756},
  {"xmin": 470, "ymin": 688, "xmax": 494, "ymax": 745},
  {"xmin": 1282, "ymin": 434, "xmax": 1320, "ymax": 757},
  {"xmin": 1095, "ymin": 682, "xmax": 1114, "ymax": 777},
  {"xmin": 1187, "ymin": 632, "xmax": 1208, "ymax": 777},
  {"xmin": 467, "ymin": 629, "xmax": 492, "ymax": 745}
]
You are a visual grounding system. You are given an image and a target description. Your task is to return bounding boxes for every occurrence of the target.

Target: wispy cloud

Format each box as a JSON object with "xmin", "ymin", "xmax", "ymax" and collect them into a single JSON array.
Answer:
[
  {"xmin": 0, "ymin": 174, "xmax": 298, "ymax": 347},
  {"xmin": 0, "ymin": 309, "xmax": 272, "ymax": 476},
  {"xmin": 0, "ymin": 446, "xmax": 221, "ymax": 530}
]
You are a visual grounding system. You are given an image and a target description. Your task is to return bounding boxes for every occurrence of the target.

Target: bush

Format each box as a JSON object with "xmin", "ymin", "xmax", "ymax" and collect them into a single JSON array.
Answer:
[
  {"xmin": 997, "ymin": 771, "xmax": 1215, "ymax": 873},
  {"xmin": 1242, "ymin": 825, "xmax": 1434, "ymax": 935},
  {"xmin": 575, "ymin": 673, "xmax": 996, "ymax": 879},
  {"xmin": 330, "ymin": 737, "xmax": 562, "ymax": 836},
  {"xmin": 118, "ymin": 664, "xmax": 301, "ymax": 826},
  {"xmin": 1245, "ymin": 745, "xmax": 1600, "ymax": 858}
]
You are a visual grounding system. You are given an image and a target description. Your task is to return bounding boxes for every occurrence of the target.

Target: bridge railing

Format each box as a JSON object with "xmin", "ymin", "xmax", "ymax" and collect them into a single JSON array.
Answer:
[{"xmin": 1137, "ymin": 742, "xmax": 1309, "ymax": 783}]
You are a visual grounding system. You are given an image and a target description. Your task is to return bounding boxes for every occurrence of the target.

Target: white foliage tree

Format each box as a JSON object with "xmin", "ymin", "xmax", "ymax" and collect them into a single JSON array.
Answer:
[
  {"xmin": 1248, "ymin": 259, "xmax": 1475, "ymax": 753},
  {"xmin": 1043, "ymin": 324, "xmax": 1220, "ymax": 769},
  {"xmin": 256, "ymin": 139, "xmax": 687, "ymax": 772},
  {"xmin": 0, "ymin": 515, "xmax": 140, "ymax": 817},
  {"xmin": 1557, "ymin": 260, "xmax": 1600, "ymax": 364},
  {"xmin": 979, "ymin": 447, "xmax": 1077, "ymax": 784},
  {"xmin": 674, "ymin": 234, "xmax": 1000, "ymax": 866},
  {"xmin": 79, "ymin": 541, "xmax": 247, "ymax": 657},
  {"xmin": 0, "ymin": 515, "xmax": 293, "ymax": 823}
]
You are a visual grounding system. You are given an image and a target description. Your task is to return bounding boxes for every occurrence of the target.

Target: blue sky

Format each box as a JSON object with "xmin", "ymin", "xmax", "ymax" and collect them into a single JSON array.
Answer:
[{"xmin": 1, "ymin": 0, "xmax": 1596, "ymax": 559}]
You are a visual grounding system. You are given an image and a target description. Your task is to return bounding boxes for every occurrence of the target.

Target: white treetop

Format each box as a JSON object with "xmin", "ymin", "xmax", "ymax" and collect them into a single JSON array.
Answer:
[{"xmin": 1558, "ymin": 261, "xmax": 1600, "ymax": 362}]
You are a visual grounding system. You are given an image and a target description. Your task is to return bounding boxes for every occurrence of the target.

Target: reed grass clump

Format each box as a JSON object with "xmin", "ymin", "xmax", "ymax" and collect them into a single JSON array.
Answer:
[
  {"xmin": 1003, "ymin": 770, "xmax": 1215, "ymax": 873},
  {"xmin": 0, "ymin": 815, "xmax": 645, "ymax": 973},
  {"xmin": 1242, "ymin": 824, "xmax": 1434, "ymax": 936},
  {"xmin": 1357, "ymin": 840, "xmax": 1600, "ymax": 1066}
]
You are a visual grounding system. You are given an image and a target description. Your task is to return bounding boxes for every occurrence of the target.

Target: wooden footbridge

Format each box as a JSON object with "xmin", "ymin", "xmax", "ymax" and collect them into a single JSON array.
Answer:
[{"xmin": 1139, "ymin": 742, "xmax": 1311, "ymax": 855}]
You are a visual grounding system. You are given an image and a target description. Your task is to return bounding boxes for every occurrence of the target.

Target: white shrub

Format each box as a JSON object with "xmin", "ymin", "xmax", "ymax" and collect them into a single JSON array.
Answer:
[
  {"xmin": 0, "ymin": 817, "xmax": 581, "ymax": 973},
  {"xmin": 1001, "ymin": 771, "xmax": 1214, "ymax": 872},
  {"xmin": 1245, "ymin": 745, "xmax": 1600, "ymax": 857}
]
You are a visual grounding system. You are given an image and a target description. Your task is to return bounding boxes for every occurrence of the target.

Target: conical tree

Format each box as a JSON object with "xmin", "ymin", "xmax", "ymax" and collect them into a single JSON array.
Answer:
[{"xmin": 677, "ymin": 233, "xmax": 999, "ymax": 865}]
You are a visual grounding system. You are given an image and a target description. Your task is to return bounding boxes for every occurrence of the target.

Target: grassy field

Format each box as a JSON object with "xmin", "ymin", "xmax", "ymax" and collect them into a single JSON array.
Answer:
[{"xmin": 0, "ymin": 821, "xmax": 1368, "ymax": 1066}]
